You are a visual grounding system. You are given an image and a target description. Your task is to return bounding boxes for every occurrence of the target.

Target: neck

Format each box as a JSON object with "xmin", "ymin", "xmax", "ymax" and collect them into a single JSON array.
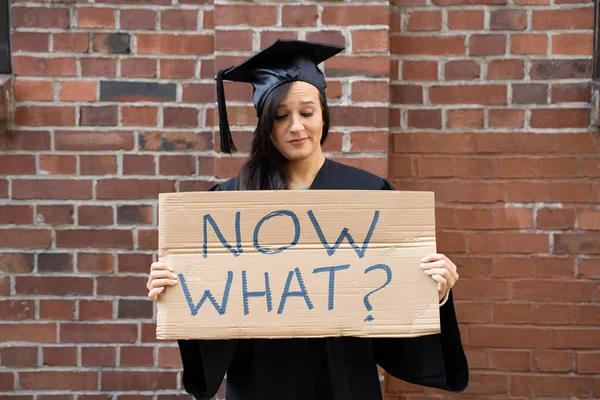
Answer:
[{"xmin": 286, "ymin": 150, "xmax": 325, "ymax": 190}]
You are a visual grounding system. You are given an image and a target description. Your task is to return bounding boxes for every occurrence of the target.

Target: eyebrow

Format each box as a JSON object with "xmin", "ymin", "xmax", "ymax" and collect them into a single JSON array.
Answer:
[{"xmin": 278, "ymin": 100, "xmax": 316, "ymax": 108}]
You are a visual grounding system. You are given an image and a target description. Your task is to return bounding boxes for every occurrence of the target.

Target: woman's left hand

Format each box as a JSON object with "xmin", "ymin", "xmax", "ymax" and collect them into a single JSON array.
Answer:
[{"xmin": 420, "ymin": 253, "xmax": 459, "ymax": 302}]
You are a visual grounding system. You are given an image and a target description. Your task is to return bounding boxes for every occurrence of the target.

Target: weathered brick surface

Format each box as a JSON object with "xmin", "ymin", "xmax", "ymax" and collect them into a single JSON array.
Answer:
[{"xmin": 1, "ymin": 0, "xmax": 597, "ymax": 399}]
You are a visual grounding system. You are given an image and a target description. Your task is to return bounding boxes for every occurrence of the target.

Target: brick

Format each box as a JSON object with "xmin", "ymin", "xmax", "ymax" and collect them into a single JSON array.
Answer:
[
  {"xmin": 535, "ymin": 351, "xmax": 574, "ymax": 372},
  {"xmin": 513, "ymin": 280, "xmax": 593, "ymax": 302},
  {"xmin": 39, "ymin": 155, "xmax": 76, "ymax": 175},
  {"xmin": 491, "ymin": 350, "xmax": 531, "ymax": 370},
  {"xmin": 579, "ymin": 210, "xmax": 600, "ymax": 230},
  {"xmin": 0, "ymin": 253, "xmax": 34, "ymax": 273},
  {"xmin": 16, "ymin": 276, "xmax": 91, "ymax": 297},
  {"xmin": 118, "ymin": 253, "xmax": 153, "ymax": 274},
  {"xmin": 417, "ymin": 157, "xmax": 454, "ymax": 177},
  {"xmin": 402, "ymin": 61, "xmax": 437, "ymax": 81},
  {"xmin": 118, "ymin": 205, "xmax": 153, "ymax": 225},
  {"xmin": 490, "ymin": 10, "xmax": 527, "ymax": 30},
  {"xmin": 0, "ymin": 155, "xmax": 36, "ymax": 175},
  {"xmin": 512, "ymin": 374, "xmax": 595, "ymax": 397},
  {"xmin": 160, "ymin": 59, "xmax": 196, "ymax": 79},
  {"xmin": 158, "ymin": 346, "xmax": 182, "ymax": 367},
  {"xmin": 0, "ymin": 323, "xmax": 57, "ymax": 343},
  {"xmin": 444, "ymin": 60, "xmax": 480, "ymax": 80},
  {"xmin": 470, "ymin": 34, "xmax": 506, "ymax": 55},
  {"xmin": 101, "ymin": 371, "xmax": 177, "ymax": 391},
  {"xmin": 82, "ymin": 347, "xmax": 116, "ymax": 366},
  {"xmin": 79, "ymin": 300, "xmax": 113, "ymax": 320},
  {"xmin": 513, "ymin": 83, "xmax": 547, "ymax": 104},
  {"xmin": 391, "ymin": 35, "xmax": 466, "ymax": 55},
  {"xmin": 534, "ymin": 304, "xmax": 576, "ymax": 324},
  {"xmin": 489, "ymin": 109, "xmax": 525, "ymax": 128},
  {"xmin": 351, "ymin": 81, "xmax": 388, "ymax": 102},
  {"xmin": 203, "ymin": 8, "xmax": 214, "ymax": 29},
  {"xmin": 577, "ymin": 353, "xmax": 600, "ymax": 373},
  {"xmin": 0, "ymin": 300, "xmax": 34, "ymax": 320},
  {"xmin": 119, "ymin": 300, "xmax": 153, "ymax": 320},
  {"xmin": 60, "ymin": 81, "xmax": 97, "ymax": 102},
  {"xmin": 36, "ymin": 205, "xmax": 73, "ymax": 225},
  {"xmin": 216, "ymin": 30, "xmax": 253, "ymax": 51},
  {"xmin": 53, "ymin": 32, "xmax": 90, "ymax": 53},
  {"xmin": 138, "ymin": 34, "xmax": 213, "ymax": 55},
  {"xmin": 43, "ymin": 346, "xmax": 77, "ymax": 366},
  {"xmin": 12, "ymin": 7, "xmax": 70, "ymax": 28},
  {"xmin": 56, "ymin": 229, "xmax": 132, "ymax": 249},
  {"xmin": 60, "ymin": 323, "xmax": 137, "ymax": 343},
  {"xmin": 555, "ymin": 328, "xmax": 600, "ymax": 349},
  {"xmin": 511, "ymin": 34, "xmax": 547, "ymax": 54},
  {"xmin": 470, "ymin": 232, "xmax": 548, "ymax": 253},
  {"xmin": 456, "ymin": 302, "xmax": 492, "ymax": 323},
  {"xmin": 556, "ymin": 133, "xmax": 599, "ymax": 154},
  {"xmin": 120, "ymin": 346, "xmax": 154, "ymax": 366},
  {"xmin": 120, "ymin": 9, "xmax": 155, "ymax": 30},
  {"xmin": 447, "ymin": 109, "xmax": 484, "ymax": 128},
  {"xmin": 531, "ymin": 60, "xmax": 592, "ymax": 79},
  {"xmin": 20, "ymin": 371, "xmax": 97, "ymax": 391},
  {"xmin": 552, "ymin": 33, "xmax": 594, "ymax": 55},
  {"xmin": 81, "ymin": 58, "xmax": 117, "ymax": 77},
  {"xmin": 407, "ymin": 110, "xmax": 442, "ymax": 129},
  {"xmin": 15, "ymin": 106, "xmax": 75, "ymax": 127},
  {"xmin": 100, "ymin": 81, "xmax": 176, "ymax": 102},
  {"xmin": 453, "ymin": 279, "xmax": 509, "ymax": 300},
  {"xmin": 475, "ymin": 133, "xmax": 555, "ymax": 153},
  {"xmin": 390, "ymin": 85, "xmax": 423, "ymax": 105},
  {"xmin": 38, "ymin": 253, "xmax": 73, "ymax": 273},
  {"xmin": 535, "ymin": 257, "xmax": 576, "ymax": 278},
  {"xmin": 215, "ymin": 5, "xmax": 276, "ymax": 26},
  {"xmin": 325, "ymin": 56, "xmax": 389, "ymax": 78},
  {"xmin": 532, "ymin": 9, "xmax": 594, "ymax": 30},
  {"xmin": 78, "ymin": 7, "xmax": 114, "ymax": 28},
  {"xmin": 96, "ymin": 0, "xmax": 170, "ymax": 4},
  {"xmin": 80, "ymin": 106, "xmax": 117, "ymax": 127},
  {"xmin": 123, "ymin": 155, "xmax": 155, "ymax": 175},
  {"xmin": 576, "ymin": 305, "xmax": 600, "ymax": 325},
  {"xmin": 0, "ymin": 205, "xmax": 33, "ymax": 224},
  {"xmin": 80, "ymin": 155, "xmax": 117, "ymax": 176},
  {"xmin": 555, "ymin": 233, "xmax": 600, "ymax": 254},
  {"xmin": 531, "ymin": 108, "xmax": 590, "ymax": 128},
  {"xmin": 470, "ymin": 326, "xmax": 552, "ymax": 348},
  {"xmin": 0, "ymin": 229, "xmax": 52, "ymax": 249},
  {"xmin": 325, "ymin": 81, "xmax": 342, "ymax": 100},
  {"xmin": 12, "ymin": 32, "xmax": 49, "ymax": 52},
  {"xmin": 352, "ymin": 30, "xmax": 388, "ymax": 53},
  {"xmin": 0, "ymin": 347, "xmax": 38, "ymax": 367},
  {"xmin": 495, "ymin": 207, "xmax": 533, "ymax": 228},
  {"xmin": 430, "ymin": 85, "xmax": 507, "ymax": 105},
  {"xmin": 322, "ymin": 6, "xmax": 388, "ymax": 26},
  {"xmin": 537, "ymin": 208, "xmax": 576, "ymax": 229},
  {"xmin": 448, "ymin": 10, "xmax": 484, "ymax": 30},
  {"xmin": 508, "ymin": 182, "xmax": 592, "ymax": 203},
  {"xmin": 138, "ymin": 229, "xmax": 158, "ymax": 250},
  {"xmin": 282, "ymin": 5, "xmax": 318, "ymax": 27},
  {"xmin": 56, "ymin": 131, "xmax": 134, "ymax": 151},
  {"xmin": 433, "ymin": 0, "xmax": 508, "ymax": 3},
  {"xmin": 494, "ymin": 257, "xmax": 534, "ymax": 278},
  {"xmin": 407, "ymin": 11, "xmax": 442, "ymax": 31},
  {"xmin": 582, "ymin": 158, "xmax": 600, "ymax": 177},
  {"xmin": 538, "ymin": 157, "xmax": 578, "ymax": 177},
  {"xmin": 263, "ymin": 31, "xmax": 299, "ymax": 49},
  {"xmin": 96, "ymin": 179, "xmax": 175, "ymax": 200},
  {"xmin": 78, "ymin": 205, "xmax": 113, "ymax": 226},
  {"xmin": 120, "ymin": 59, "xmax": 157, "ymax": 79},
  {"xmin": 423, "ymin": 182, "xmax": 505, "ymax": 203},
  {"xmin": 455, "ymin": 157, "xmax": 494, "ymax": 177},
  {"xmin": 122, "ymin": 106, "xmax": 158, "ymax": 127},
  {"xmin": 163, "ymin": 107, "xmax": 199, "ymax": 128},
  {"xmin": 393, "ymin": 133, "xmax": 476, "ymax": 154},
  {"xmin": 330, "ymin": 107, "xmax": 388, "ymax": 127},
  {"xmin": 78, "ymin": 253, "xmax": 114, "ymax": 274},
  {"xmin": 0, "ymin": 131, "xmax": 51, "ymax": 151},
  {"xmin": 161, "ymin": 10, "xmax": 198, "ymax": 30},
  {"xmin": 552, "ymin": 83, "xmax": 591, "ymax": 103},
  {"xmin": 14, "ymin": 80, "xmax": 54, "ymax": 101}
]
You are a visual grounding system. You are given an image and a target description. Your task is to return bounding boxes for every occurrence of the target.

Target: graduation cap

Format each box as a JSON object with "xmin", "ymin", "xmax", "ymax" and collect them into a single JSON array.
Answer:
[{"xmin": 215, "ymin": 39, "xmax": 345, "ymax": 154}]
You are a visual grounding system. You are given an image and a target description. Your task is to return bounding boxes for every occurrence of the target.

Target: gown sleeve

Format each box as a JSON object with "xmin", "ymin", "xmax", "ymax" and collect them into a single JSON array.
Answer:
[
  {"xmin": 373, "ymin": 179, "xmax": 469, "ymax": 392},
  {"xmin": 176, "ymin": 181, "xmax": 239, "ymax": 400}
]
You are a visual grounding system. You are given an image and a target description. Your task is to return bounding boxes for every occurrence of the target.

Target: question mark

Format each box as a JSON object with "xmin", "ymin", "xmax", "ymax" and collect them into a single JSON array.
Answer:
[{"xmin": 363, "ymin": 264, "xmax": 392, "ymax": 322}]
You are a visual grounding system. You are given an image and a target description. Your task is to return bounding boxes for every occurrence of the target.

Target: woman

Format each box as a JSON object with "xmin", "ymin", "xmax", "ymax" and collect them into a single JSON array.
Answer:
[{"xmin": 147, "ymin": 40, "xmax": 468, "ymax": 400}]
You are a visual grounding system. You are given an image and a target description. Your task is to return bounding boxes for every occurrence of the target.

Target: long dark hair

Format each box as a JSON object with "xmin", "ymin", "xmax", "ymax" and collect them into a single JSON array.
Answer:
[{"xmin": 236, "ymin": 82, "xmax": 330, "ymax": 190}]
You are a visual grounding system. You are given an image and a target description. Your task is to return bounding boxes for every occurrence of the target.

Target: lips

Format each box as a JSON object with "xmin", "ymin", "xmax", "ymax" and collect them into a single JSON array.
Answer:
[{"xmin": 289, "ymin": 137, "xmax": 308, "ymax": 145}]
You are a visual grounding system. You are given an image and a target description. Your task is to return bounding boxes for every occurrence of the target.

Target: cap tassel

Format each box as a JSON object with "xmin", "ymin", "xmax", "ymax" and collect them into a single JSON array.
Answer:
[{"xmin": 216, "ymin": 68, "xmax": 237, "ymax": 154}]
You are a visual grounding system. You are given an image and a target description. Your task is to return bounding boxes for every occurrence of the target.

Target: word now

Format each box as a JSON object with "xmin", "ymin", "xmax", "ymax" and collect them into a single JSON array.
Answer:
[
  {"xmin": 178, "ymin": 263, "xmax": 392, "ymax": 318},
  {"xmin": 203, "ymin": 210, "xmax": 380, "ymax": 259}
]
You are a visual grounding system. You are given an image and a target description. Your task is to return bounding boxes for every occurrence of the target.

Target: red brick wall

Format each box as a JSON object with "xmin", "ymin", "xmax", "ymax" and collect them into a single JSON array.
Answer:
[{"xmin": 0, "ymin": 0, "xmax": 598, "ymax": 399}]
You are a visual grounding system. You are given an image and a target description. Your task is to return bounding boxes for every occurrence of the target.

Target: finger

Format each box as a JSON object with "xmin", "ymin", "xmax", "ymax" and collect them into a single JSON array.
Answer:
[
  {"xmin": 148, "ymin": 286, "xmax": 165, "ymax": 301},
  {"xmin": 150, "ymin": 278, "xmax": 178, "ymax": 289},
  {"xmin": 430, "ymin": 273, "xmax": 448, "ymax": 294},
  {"xmin": 151, "ymin": 270, "xmax": 178, "ymax": 280},
  {"xmin": 421, "ymin": 253, "xmax": 447, "ymax": 263},
  {"xmin": 151, "ymin": 262, "xmax": 173, "ymax": 272},
  {"xmin": 424, "ymin": 268, "xmax": 452, "ymax": 280},
  {"xmin": 420, "ymin": 260, "xmax": 447, "ymax": 270}
]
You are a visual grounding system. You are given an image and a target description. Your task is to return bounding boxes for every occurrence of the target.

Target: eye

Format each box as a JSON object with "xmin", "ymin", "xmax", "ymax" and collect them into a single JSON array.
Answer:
[
  {"xmin": 275, "ymin": 114, "xmax": 287, "ymax": 120},
  {"xmin": 301, "ymin": 112, "xmax": 314, "ymax": 117}
]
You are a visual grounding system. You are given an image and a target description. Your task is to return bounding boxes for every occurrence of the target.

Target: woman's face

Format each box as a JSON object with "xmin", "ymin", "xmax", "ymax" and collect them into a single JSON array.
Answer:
[{"xmin": 271, "ymin": 81, "xmax": 323, "ymax": 162}]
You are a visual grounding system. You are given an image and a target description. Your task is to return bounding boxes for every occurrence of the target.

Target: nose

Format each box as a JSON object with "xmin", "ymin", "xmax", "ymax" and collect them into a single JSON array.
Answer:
[{"xmin": 289, "ymin": 115, "xmax": 304, "ymax": 134}]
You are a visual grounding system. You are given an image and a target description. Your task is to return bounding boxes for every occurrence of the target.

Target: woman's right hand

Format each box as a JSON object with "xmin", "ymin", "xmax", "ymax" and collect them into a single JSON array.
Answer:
[{"xmin": 147, "ymin": 261, "xmax": 178, "ymax": 301}]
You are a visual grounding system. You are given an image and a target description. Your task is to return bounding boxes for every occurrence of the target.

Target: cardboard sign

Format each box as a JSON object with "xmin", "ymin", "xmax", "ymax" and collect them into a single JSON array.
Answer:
[{"xmin": 156, "ymin": 190, "xmax": 440, "ymax": 340}]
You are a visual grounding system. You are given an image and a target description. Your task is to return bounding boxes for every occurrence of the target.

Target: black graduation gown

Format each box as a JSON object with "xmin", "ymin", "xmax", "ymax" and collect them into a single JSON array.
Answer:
[{"xmin": 177, "ymin": 158, "xmax": 469, "ymax": 400}]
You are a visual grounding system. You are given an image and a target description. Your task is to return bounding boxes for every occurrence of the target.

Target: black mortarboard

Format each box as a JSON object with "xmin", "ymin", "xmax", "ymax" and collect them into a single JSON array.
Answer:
[{"xmin": 215, "ymin": 39, "xmax": 345, "ymax": 154}]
